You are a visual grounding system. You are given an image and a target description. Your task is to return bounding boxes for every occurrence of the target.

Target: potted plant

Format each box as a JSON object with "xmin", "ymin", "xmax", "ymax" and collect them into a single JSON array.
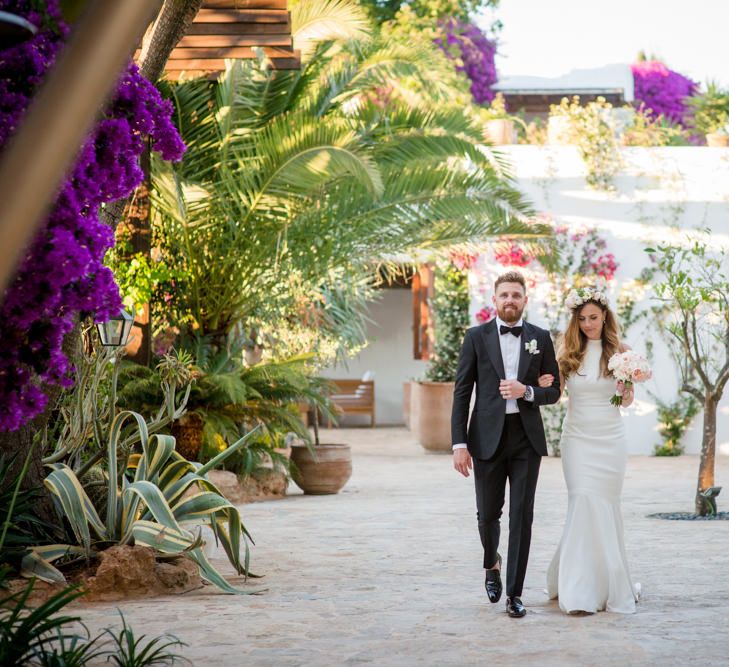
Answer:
[
  {"xmin": 413, "ymin": 255, "xmax": 471, "ymax": 452},
  {"xmin": 687, "ymin": 82, "xmax": 729, "ymax": 146},
  {"xmin": 482, "ymin": 93, "xmax": 521, "ymax": 145},
  {"xmin": 290, "ymin": 394, "xmax": 352, "ymax": 495}
]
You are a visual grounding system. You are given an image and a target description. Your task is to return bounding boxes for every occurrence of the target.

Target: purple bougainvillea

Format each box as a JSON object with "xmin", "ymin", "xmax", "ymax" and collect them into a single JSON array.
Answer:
[
  {"xmin": 438, "ymin": 19, "xmax": 498, "ymax": 105},
  {"xmin": 631, "ymin": 60, "xmax": 698, "ymax": 126},
  {"xmin": 0, "ymin": 0, "xmax": 184, "ymax": 431}
]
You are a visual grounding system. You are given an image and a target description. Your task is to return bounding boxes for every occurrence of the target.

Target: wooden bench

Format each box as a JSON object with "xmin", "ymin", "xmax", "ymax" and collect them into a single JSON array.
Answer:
[{"xmin": 325, "ymin": 379, "xmax": 376, "ymax": 427}]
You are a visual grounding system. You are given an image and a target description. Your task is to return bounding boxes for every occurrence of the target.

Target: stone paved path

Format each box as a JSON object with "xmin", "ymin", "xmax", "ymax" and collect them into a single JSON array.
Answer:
[{"xmin": 77, "ymin": 428, "xmax": 729, "ymax": 666}]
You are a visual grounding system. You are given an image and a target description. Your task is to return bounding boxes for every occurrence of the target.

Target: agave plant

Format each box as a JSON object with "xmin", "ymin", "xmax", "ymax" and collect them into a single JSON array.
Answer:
[{"xmin": 23, "ymin": 411, "xmax": 260, "ymax": 594}]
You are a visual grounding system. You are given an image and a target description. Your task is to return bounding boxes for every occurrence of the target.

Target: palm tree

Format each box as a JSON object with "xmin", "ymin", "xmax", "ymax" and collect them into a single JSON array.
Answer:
[{"xmin": 151, "ymin": 0, "xmax": 549, "ymax": 357}]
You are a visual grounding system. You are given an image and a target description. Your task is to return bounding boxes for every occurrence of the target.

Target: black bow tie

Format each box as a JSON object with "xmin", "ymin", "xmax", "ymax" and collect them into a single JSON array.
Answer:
[{"xmin": 500, "ymin": 325, "xmax": 522, "ymax": 337}]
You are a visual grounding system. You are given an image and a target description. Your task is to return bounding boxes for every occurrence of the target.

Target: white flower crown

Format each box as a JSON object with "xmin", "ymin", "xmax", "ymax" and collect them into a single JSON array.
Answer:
[{"xmin": 564, "ymin": 285, "xmax": 609, "ymax": 310}]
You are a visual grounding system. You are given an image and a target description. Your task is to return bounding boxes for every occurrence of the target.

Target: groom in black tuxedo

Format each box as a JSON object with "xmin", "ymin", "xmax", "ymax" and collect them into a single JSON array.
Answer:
[{"xmin": 451, "ymin": 270, "xmax": 560, "ymax": 617}]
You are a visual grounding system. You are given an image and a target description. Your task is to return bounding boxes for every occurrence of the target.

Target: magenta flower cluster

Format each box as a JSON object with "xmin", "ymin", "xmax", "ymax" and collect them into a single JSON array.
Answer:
[
  {"xmin": 0, "ymin": 0, "xmax": 185, "ymax": 431},
  {"xmin": 475, "ymin": 305, "xmax": 496, "ymax": 324},
  {"xmin": 438, "ymin": 19, "xmax": 498, "ymax": 105},
  {"xmin": 494, "ymin": 243, "xmax": 532, "ymax": 268},
  {"xmin": 631, "ymin": 60, "xmax": 698, "ymax": 126}
]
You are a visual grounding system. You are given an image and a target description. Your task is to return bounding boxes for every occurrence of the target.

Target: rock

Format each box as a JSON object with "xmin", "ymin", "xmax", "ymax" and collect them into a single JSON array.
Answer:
[
  {"xmin": 80, "ymin": 545, "xmax": 201, "ymax": 601},
  {"xmin": 155, "ymin": 558, "xmax": 200, "ymax": 590},
  {"xmin": 207, "ymin": 469, "xmax": 246, "ymax": 503},
  {"xmin": 240, "ymin": 470, "xmax": 288, "ymax": 502}
]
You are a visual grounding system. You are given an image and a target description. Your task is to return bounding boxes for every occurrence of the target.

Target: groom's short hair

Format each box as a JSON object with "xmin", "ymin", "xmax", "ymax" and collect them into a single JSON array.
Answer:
[{"xmin": 494, "ymin": 270, "xmax": 526, "ymax": 293}]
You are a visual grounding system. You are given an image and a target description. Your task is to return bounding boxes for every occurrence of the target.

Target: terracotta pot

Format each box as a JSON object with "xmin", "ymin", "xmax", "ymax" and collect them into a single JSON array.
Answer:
[
  {"xmin": 706, "ymin": 132, "xmax": 729, "ymax": 147},
  {"xmin": 290, "ymin": 443, "xmax": 352, "ymax": 495},
  {"xmin": 171, "ymin": 412, "xmax": 204, "ymax": 461},
  {"xmin": 485, "ymin": 118, "xmax": 515, "ymax": 145},
  {"xmin": 402, "ymin": 381, "xmax": 412, "ymax": 429},
  {"xmin": 413, "ymin": 381, "xmax": 454, "ymax": 453}
]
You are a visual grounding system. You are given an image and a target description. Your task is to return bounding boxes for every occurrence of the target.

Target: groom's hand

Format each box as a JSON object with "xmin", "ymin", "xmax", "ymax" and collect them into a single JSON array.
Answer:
[
  {"xmin": 499, "ymin": 379, "xmax": 526, "ymax": 400},
  {"xmin": 453, "ymin": 448, "xmax": 473, "ymax": 477}
]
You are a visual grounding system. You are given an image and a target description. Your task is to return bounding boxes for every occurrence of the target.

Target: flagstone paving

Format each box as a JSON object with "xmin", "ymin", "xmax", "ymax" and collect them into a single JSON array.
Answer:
[{"xmin": 76, "ymin": 427, "xmax": 729, "ymax": 666}]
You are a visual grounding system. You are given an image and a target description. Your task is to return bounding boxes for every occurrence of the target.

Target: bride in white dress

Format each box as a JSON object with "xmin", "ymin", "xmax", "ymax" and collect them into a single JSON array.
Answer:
[{"xmin": 539, "ymin": 287, "xmax": 640, "ymax": 614}]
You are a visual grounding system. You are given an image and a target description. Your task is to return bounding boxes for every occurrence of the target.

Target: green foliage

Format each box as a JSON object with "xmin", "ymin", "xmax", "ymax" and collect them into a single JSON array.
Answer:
[
  {"xmin": 621, "ymin": 106, "xmax": 691, "ymax": 147},
  {"xmin": 687, "ymin": 82, "xmax": 729, "ymax": 135},
  {"xmin": 649, "ymin": 237, "xmax": 729, "ymax": 391},
  {"xmin": 425, "ymin": 260, "xmax": 470, "ymax": 382},
  {"xmin": 26, "ymin": 412, "xmax": 260, "ymax": 594},
  {"xmin": 542, "ymin": 400, "xmax": 567, "ymax": 457},
  {"xmin": 106, "ymin": 245, "xmax": 177, "ymax": 317},
  {"xmin": 648, "ymin": 235, "xmax": 729, "ymax": 513},
  {"xmin": 40, "ymin": 340, "xmax": 191, "ymax": 479},
  {"xmin": 653, "ymin": 393, "xmax": 701, "ymax": 456},
  {"xmin": 0, "ymin": 428, "xmax": 189, "ymax": 666},
  {"xmin": 549, "ymin": 96, "xmax": 622, "ymax": 191},
  {"xmin": 0, "ymin": 454, "xmax": 56, "ymax": 569},
  {"xmin": 359, "ymin": 0, "xmax": 498, "ymax": 25},
  {"xmin": 118, "ymin": 349, "xmax": 335, "ymax": 456},
  {"xmin": 152, "ymin": 13, "xmax": 539, "ymax": 364},
  {"xmin": 0, "ymin": 579, "xmax": 87, "ymax": 667},
  {"xmin": 102, "ymin": 612, "xmax": 187, "ymax": 667}
]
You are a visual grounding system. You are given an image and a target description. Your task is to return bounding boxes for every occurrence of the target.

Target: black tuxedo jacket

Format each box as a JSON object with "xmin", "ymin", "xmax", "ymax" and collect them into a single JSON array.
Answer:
[{"xmin": 451, "ymin": 319, "xmax": 561, "ymax": 459}]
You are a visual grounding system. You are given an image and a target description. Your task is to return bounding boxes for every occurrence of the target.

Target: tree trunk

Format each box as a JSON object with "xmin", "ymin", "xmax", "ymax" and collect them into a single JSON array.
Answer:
[
  {"xmin": 0, "ymin": 324, "xmax": 82, "ymax": 526},
  {"xmin": 695, "ymin": 391, "xmax": 717, "ymax": 516},
  {"xmin": 101, "ymin": 0, "xmax": 203, "ymax": 230},
  {"xmin": 116, "ymin": 143, "xmax": 152, "ymax": 366}
]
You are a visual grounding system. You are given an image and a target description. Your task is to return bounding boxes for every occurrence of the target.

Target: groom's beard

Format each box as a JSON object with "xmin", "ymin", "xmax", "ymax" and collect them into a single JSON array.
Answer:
[{"xmin": 496, "ymin": 304, "xmax": 524, "ymax": 324}]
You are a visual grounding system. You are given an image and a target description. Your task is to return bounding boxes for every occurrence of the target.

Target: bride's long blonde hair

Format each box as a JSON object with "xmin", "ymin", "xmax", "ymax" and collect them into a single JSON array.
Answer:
[{"xmin": 557, "ymin": 300, "xmax": 621, "ymax": 380}]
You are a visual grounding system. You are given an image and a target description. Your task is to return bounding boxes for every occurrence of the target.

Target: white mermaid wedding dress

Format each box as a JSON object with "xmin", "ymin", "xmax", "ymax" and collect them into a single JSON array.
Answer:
[{"xmin": 547, "ymin": 339, "xmax": 639, "ymax": 614}]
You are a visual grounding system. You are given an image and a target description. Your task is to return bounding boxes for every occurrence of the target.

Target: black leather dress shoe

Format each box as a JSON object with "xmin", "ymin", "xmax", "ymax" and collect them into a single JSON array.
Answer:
[
  {"xmin": 484, "ymin": 553, "xmax": 502, "ymax": 603},
  {"xmin": 506, "ymin": 596, "xmax": 526, "ymax": 618}
]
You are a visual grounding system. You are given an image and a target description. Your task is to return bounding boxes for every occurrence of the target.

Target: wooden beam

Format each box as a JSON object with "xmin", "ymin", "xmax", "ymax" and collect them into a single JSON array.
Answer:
[
  {"xmin": 203, "ymin": 0, "xmax": 288, "ymax": 9},
  {"xmin": 0, "ymin": 0, "xmax": 163, "ymax": 297},
  {"xmin": 186, "ymin": 19, "xmax": 291, "ymax": 37},
  {"xmin": 197, "ymin": 6, "xmax": 287, "ymax": 22},
  {"xmin": 187, "ymin": 22, "xmax": 291, "ymax": 35},
  {"xmin": 164, "ymin": 54, "xmax": 300, "ymax": 76},
  {"xmin": 176, "ymin": 34, "xmax": 291, "ymax": 47},
  {"xmin": 169, "ymin": 45, "xmax": 293, "ymax": 58}
]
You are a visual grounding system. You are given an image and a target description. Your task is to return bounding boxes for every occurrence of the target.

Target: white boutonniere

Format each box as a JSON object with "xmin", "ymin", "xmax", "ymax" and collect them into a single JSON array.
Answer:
[{"xmin": 525, "ymin": 339, "xmax": 540, "ymax": 355}]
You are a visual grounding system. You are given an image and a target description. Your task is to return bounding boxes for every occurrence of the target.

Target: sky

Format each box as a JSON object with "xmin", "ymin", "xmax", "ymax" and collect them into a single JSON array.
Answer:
[{"xmin": 477, "ymin": 0, "xmax": 729, "ymax": 89}]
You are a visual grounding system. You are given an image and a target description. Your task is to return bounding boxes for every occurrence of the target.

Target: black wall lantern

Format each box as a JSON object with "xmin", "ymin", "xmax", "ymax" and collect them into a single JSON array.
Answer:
[{"xmin": 96, "ymin": 309, "xmax": 134, "ymax": 347}]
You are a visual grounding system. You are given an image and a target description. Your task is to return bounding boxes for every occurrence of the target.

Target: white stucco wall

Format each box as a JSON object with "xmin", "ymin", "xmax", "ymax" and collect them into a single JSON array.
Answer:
[
  {"xmin": 479, "ymin": 145, "xmax": 729, "ymax": 455},
  {"xmin": 322, "ymin": 288, "xmax": 428, "ymax": 425},
  {"xmin": 323, "ymin": 146, "xmax": 728, "ymax": 456}
]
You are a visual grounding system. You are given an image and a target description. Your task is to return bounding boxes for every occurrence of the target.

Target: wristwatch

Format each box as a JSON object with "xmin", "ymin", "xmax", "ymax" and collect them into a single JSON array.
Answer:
[{"xmin": 523, "ymin": 385, "xmax": 534, "ymax": 401}]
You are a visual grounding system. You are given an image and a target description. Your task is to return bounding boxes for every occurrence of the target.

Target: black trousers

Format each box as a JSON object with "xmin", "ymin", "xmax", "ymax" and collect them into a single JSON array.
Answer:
[{"xmin": 473, "ymin": 413, "xmax": 541, "ymax": 598}]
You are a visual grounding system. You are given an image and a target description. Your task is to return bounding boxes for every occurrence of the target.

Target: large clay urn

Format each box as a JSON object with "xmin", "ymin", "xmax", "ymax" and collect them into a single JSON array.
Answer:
[
  {"xmin": 412, "ymin": 381, "xmax": 454, "ymax": 453},
  {"xmin": 290, "ymin": 443, "xmax": 352, "ymax": 495},
  {"xmin": 485, "ymin": 118, "xmax": 515, "ymax": 145},
  {"xmin": 706, "ymin": 132, "xmax": 729, "ymax": 147}
]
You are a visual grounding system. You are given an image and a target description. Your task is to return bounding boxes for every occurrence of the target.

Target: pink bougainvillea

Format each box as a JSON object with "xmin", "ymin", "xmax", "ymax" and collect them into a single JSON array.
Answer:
[
  {"xmin": 592, "ymin": 253, "xmax": 618, "ymax": 281},
  {"xmin": 475, "ymin": 306, "xmax": 496, "ymax": 324},
  {"xmin": 494, "ymin": 243, "xmax": 532, "ymax": 267},
  {"xmin": 450, "ymin": 251, "xmax": 478, "ymax": 271}
]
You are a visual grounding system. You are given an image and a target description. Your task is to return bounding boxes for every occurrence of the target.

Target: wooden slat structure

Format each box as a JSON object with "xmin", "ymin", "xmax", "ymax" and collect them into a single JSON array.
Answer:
[
  {"xmin": 412, "ymin": 264, "xmax": 434, "ymax": 361},
  {"xmin": 155, "ymin": 0, "xmax": 300, "ymax": 76}
]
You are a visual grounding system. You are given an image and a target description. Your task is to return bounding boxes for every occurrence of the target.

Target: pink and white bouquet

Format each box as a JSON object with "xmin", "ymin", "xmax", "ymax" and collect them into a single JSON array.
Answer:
[{"xmin": 607, "ymin": 350, "xmax": 652, "ymax": 406}]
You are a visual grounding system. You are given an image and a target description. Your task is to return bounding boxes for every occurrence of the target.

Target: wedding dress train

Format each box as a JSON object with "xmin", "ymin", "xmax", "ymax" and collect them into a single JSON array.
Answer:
[{"xmin": 546, "ymin": 339, "xmax": 639, "ymax": 614}]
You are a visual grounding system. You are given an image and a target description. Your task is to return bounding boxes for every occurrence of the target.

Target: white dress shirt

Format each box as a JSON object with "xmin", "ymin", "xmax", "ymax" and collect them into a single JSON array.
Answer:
[{"xmin": 452, "ymin": 317, "xmax": 533, "ymax": 451}]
